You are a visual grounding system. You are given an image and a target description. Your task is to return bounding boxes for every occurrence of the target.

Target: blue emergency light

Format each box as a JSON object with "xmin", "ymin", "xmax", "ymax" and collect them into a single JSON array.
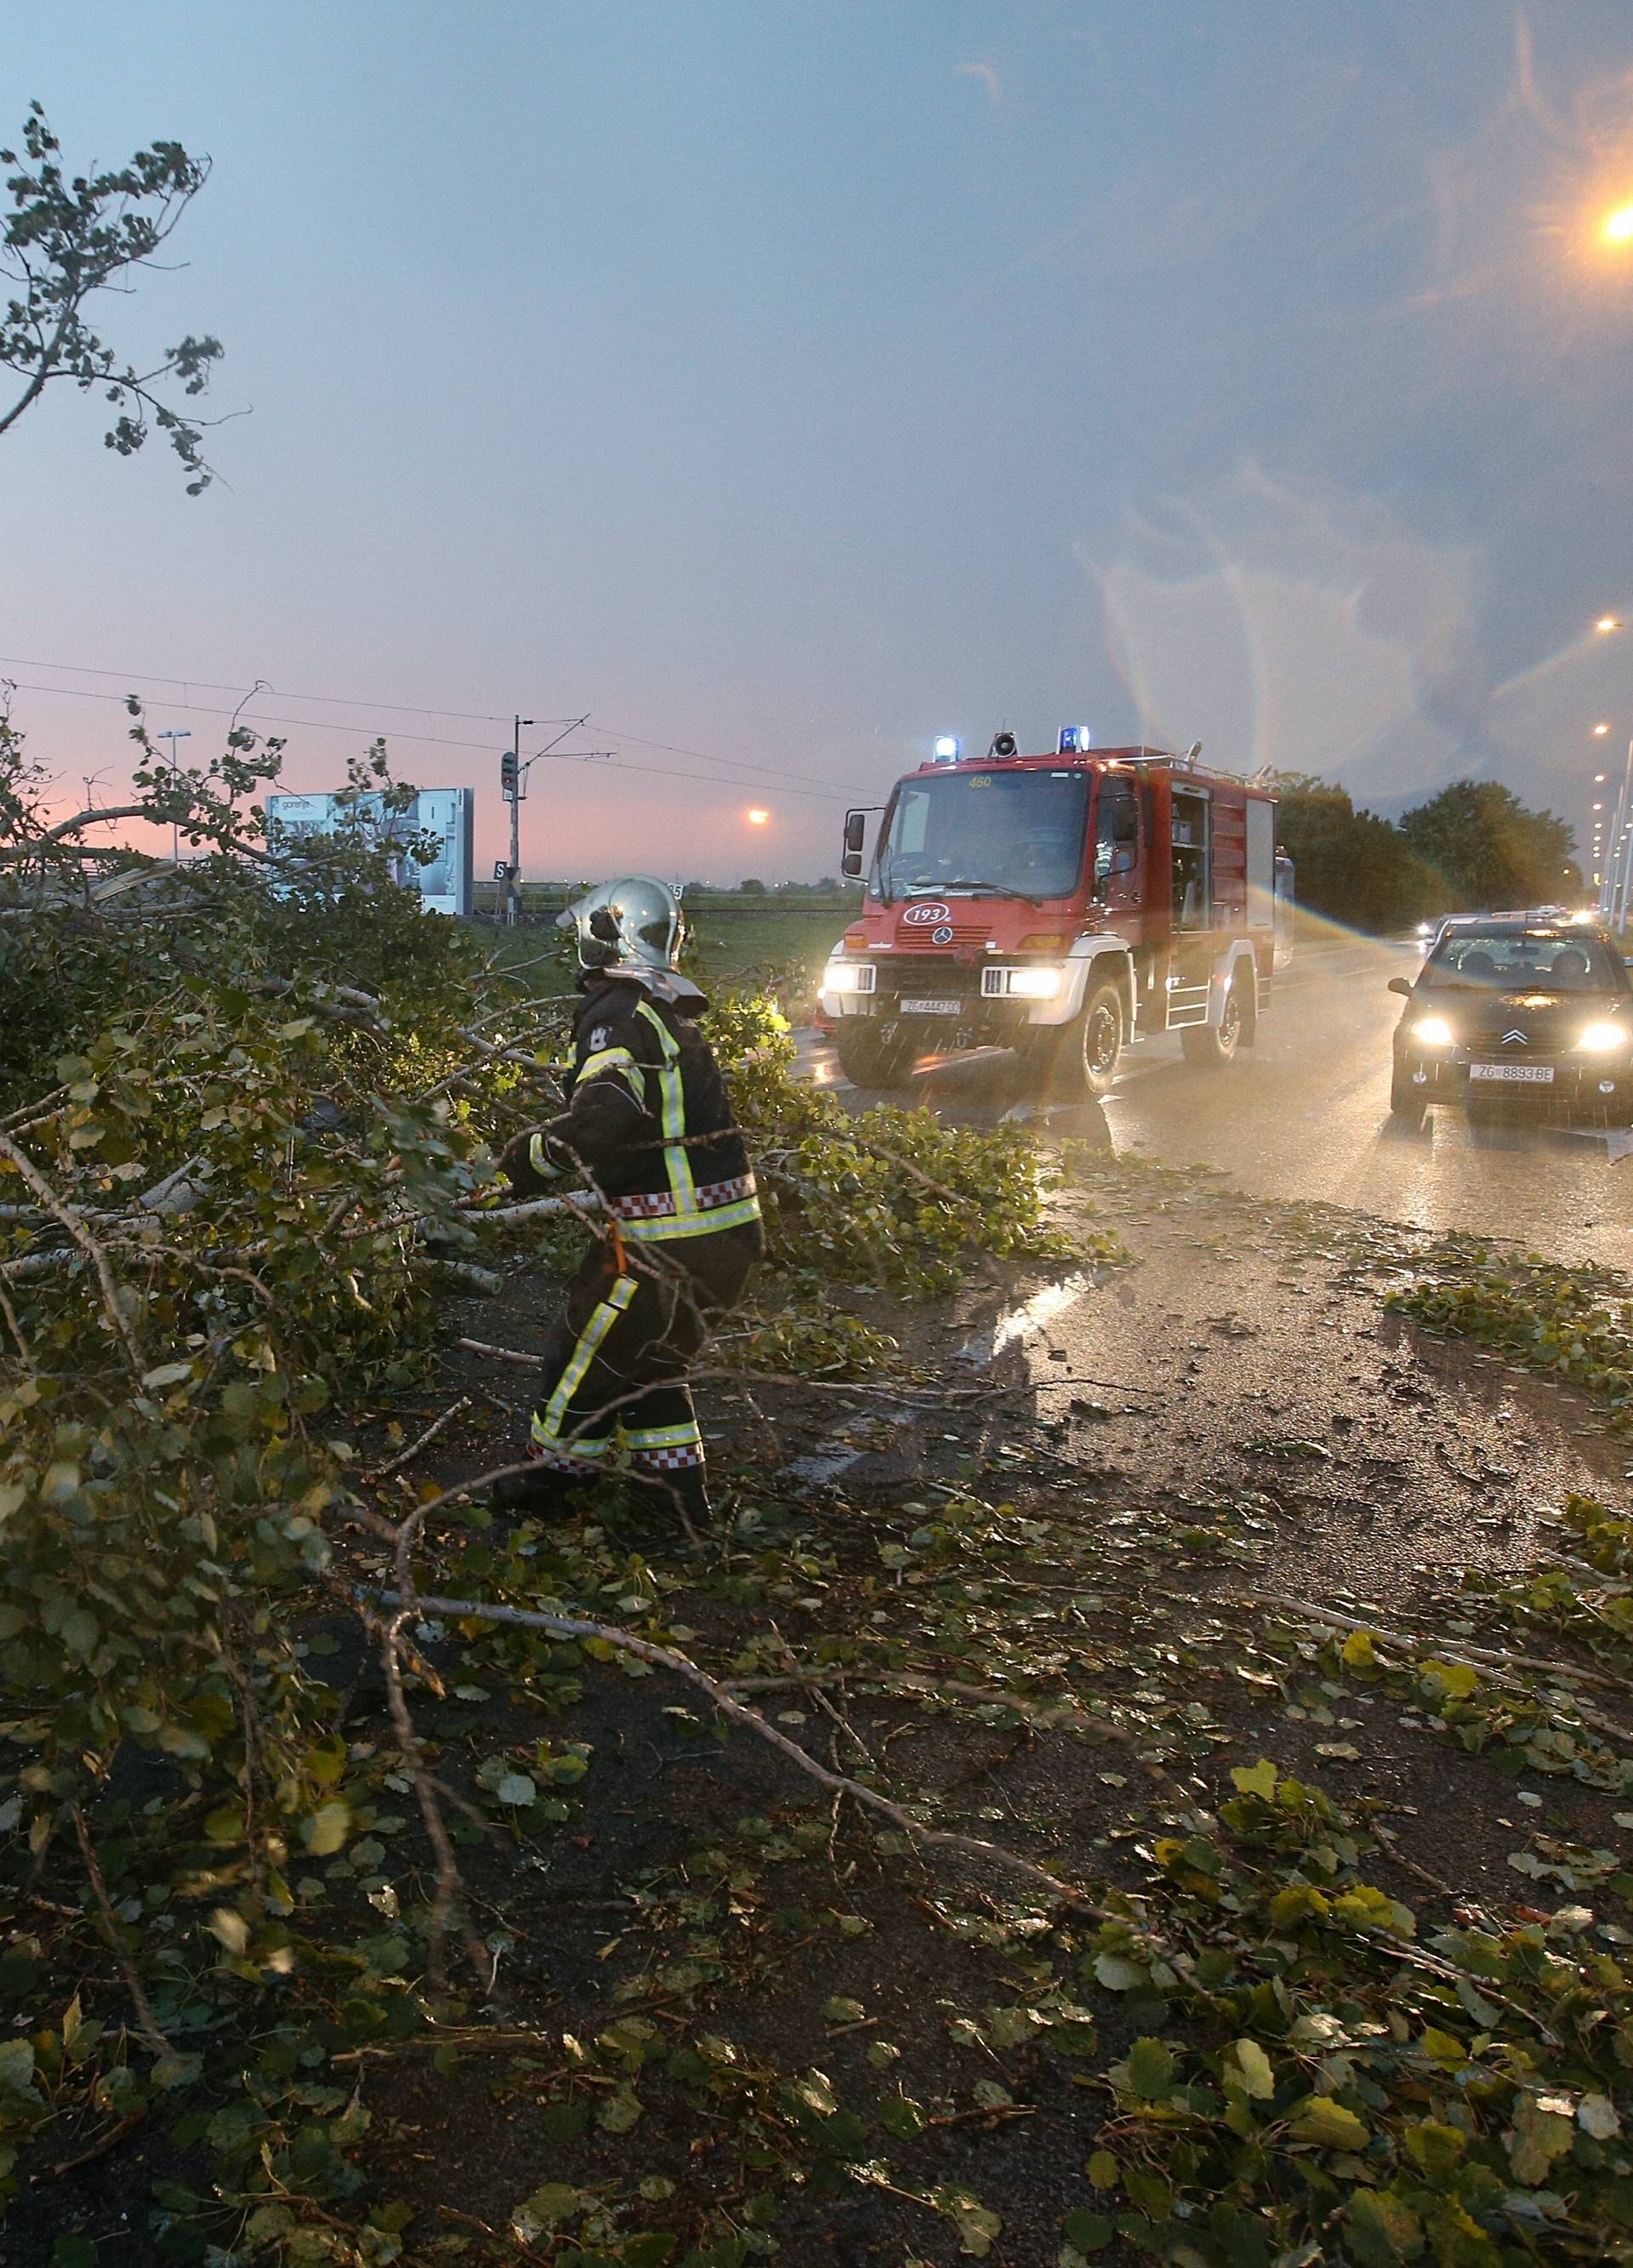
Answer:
[
  {"xmin": 932, "ymin": 735, "xmax": 961, "ymax": 761},
  {"xmin": 1058, "ymin": 725, "xmax": 1092, "ymax": 755}
]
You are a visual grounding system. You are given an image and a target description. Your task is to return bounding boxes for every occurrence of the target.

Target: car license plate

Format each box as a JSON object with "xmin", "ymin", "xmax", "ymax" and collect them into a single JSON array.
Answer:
[
  {"xmin": 1468, "ymin": 1063, "xmax": 1553, "ymax": 1084},
  {"xmin": 900, "ymin": 997, "xmax": 960, "ymax": 1016}
]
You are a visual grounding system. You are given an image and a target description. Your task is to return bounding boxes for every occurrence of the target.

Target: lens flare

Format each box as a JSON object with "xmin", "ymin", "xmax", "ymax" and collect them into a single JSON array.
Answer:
[
  {"xmin": 745, "ymin": 806, "xmax": 771, "ymax": 826},
  {"xmin": 1604, "ymin": 204, "xmax": 1633, "ymax": 245}
]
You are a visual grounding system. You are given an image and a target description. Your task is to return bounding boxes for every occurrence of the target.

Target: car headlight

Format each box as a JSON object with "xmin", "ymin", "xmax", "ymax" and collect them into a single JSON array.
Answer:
[
  {"xmin": 1004, "ymin": 965, "xmax": 1065, "ymax": 1000},
  {"xmin": 1577, "ymin": 1020, "xmax": 1628, "ymax": 1053},
  {"xmin": 823, "ymin": 959, "xmax": 875, "ymax": 995},
  {"xmin": 1410, "ymin": 1016, "xmax": 1454, "ymax": 1046}
]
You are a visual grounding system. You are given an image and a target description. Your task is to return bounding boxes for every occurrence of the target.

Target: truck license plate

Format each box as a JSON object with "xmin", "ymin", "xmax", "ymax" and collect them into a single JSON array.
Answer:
[
  {"xmin": 1468, "ymin": 1063, "xmax": 1553, "ymax": 1084},
  {"xmin": 900, "ymin": 997, "xmax": 960, "ymax": 1016}
]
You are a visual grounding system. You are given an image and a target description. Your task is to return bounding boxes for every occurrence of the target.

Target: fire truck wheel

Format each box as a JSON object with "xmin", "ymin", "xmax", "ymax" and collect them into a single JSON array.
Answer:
[
  {"xmin": 1035, "ymin": 980, "xmax": 1124, "ymax": 1098},
  {"xmin": 1181, "ymin": 975, "xmax": 1247, "ymax": 1068},
  {"xmin": 833, "ymin": 1021, "xmax": 915, "ymax": 1091}
]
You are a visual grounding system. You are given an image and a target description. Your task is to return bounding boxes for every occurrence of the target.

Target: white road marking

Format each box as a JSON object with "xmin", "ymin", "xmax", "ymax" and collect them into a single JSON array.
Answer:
[{"xmin": 955, "ymin": 1270, "xmax": 1095, "ymax": 1370}]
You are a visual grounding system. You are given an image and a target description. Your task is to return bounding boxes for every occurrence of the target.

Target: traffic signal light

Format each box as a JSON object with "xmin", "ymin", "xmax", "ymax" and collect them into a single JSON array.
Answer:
[{"xmin": 500, "ymin": 749, "xmax": 519, "ymax": 801}]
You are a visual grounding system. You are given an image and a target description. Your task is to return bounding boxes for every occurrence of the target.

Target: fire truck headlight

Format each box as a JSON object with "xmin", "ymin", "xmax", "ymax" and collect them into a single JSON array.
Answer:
[
  {"xmin": 823, "ymin": 959, "xmax": 876, "ymax": 995},
  {"xmin": 1577, "ymin": 1020, "xmax": 1627, "ymax": 1053},
  {"xmin": 1410, "ymin": 1015, "xmax": 1454, "ymax": 1047},
  {"xmin": 1005, "ymin": 965, "xmax": 1065, "ymax": 1000}
]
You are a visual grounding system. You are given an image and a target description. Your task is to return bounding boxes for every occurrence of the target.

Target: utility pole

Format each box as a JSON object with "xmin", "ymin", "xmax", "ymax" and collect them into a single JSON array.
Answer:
[
  {"xmin": 499, "ymin": 715, "xmax": 611, "ymax": 925},
  {"xmin": 504, "ymin": 715, "xmax": 533, "ymax": 926},
  {"xmin": 155, "ymin": 728, "xmax": 191, "ymax": 864}
]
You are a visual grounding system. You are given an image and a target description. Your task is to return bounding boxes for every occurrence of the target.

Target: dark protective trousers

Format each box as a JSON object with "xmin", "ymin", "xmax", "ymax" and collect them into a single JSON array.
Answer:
[{"xmin": 526, "ymin": 1222, "xmax": 759, "ymax": 1490}]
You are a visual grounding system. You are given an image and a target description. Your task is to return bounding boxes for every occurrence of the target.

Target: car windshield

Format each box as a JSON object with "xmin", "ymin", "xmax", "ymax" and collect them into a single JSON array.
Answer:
[
  {"xmin": 875, "ymin": 769, "xmax": 1090, "ymax": 902},
  {"xmin": 1420, "ymin": 928, "xmax": 1626, "ymax": 993}
]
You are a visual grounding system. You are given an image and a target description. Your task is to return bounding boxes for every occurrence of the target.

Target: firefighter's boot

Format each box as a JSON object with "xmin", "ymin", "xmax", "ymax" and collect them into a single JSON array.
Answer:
[
  {"xmin": 637, "ymin": 1462, "xmax": 711, "ymax": 1542},
  {"xmin": 489, "ymin": 1457, "xmax": 597, "ymax": 1520}
]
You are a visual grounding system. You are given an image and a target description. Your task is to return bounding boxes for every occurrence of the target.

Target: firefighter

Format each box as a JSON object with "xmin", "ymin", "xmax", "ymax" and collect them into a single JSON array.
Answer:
[{"xmin": 492, "ymin": 876, "xmax": 763, "ymax": 1529}]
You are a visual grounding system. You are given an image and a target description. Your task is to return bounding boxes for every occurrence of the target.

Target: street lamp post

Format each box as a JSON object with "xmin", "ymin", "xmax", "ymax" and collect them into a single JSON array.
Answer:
[{"xmin": 154, "ymin": 729, "xmax": 192, "ymax": 865}]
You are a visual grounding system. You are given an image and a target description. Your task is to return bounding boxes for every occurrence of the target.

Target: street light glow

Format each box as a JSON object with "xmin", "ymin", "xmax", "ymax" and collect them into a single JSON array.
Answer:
[
  {"xmin": 1595, "ymin": 722, "xmax": 1611, "ymax": 735},
  {"xmin": 745, "ymin": 806, "xmax": 771, "ymax": 827},
  {"xmin": 1604, "ymin": 204, "xmax": 1633, "ymax": 244},
  {"xmin": 1598, "ymin": 617, "xmax": 1624, "ymax": 633}
]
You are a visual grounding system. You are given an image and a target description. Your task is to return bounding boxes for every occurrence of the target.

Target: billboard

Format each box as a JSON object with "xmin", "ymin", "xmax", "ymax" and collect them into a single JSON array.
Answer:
[{"xmin": 265, "ymin": 789, "xmax": 475, "ymax": 917}]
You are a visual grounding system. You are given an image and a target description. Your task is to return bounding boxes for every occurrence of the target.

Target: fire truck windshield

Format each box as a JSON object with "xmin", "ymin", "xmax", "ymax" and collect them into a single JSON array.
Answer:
[{"xmin": 874, "ymin": 768, "xmax": 1090, "ymax": 903}]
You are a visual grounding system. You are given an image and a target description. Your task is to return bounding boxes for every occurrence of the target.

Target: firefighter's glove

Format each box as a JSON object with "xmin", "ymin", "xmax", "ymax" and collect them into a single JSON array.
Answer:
[{"xmin": 497, "ymin": 1129, "xmax": 564, "ymax": 1190}]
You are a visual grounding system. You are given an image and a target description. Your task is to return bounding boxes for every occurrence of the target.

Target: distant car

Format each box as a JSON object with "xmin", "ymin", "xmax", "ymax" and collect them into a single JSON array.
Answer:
[{"xmin": 1388, "ymin": 914, "xmax": 1633, "ymax": 1126}]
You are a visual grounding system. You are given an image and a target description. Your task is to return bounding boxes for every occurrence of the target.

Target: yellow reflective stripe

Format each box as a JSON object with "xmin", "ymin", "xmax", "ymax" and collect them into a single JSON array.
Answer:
[
  {"xmin": 527, "ymin": 1419, "xmax": 613, "ymax": 1458},
  {"xmin": 621, "ymin": 1420, "xmax": 703, "ymax": 1450},
  {"xmin": 539, "ymin": 1274, "xmax": 638, "ymax": 1439},
  {"xmin": 619, "ymin": 1194, "xmax": 762, "ymax": 1242},
  {"xmin": 578, "ymin": 1045, "xmax": 637, "ymax": 1086},
  {"xmin": 527, "ymin": 1131, "xmax": 560, "ymax": 1178},
  {"xmin": 635, "ymin": 1002, "xmax": 699, "ymax": 1218}
]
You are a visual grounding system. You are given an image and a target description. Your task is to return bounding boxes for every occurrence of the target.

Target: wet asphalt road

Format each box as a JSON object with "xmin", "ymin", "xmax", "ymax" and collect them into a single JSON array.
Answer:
[{"xmin": 802, "ymin": 934, "xmax": 1633, "ymax": 1270}]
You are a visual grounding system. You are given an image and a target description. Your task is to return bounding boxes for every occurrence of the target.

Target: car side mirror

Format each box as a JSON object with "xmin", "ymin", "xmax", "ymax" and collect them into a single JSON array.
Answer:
[
  {"xmin": 1386, "ymin": 975, "xmax": 1412, "ymax": 996},
  {"xmin": 840, "ymin": 808, "xmax": 869, "ymax": 881}
]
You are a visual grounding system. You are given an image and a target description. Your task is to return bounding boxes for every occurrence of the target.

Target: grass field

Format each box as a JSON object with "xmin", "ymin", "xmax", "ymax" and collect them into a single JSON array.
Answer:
[{"xmin": 479, "ymin": 902, "xmax": 851, "ymax": 1004}]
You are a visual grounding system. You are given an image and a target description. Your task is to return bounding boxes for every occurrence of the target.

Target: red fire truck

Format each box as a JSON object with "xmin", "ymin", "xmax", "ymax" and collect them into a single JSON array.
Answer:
[{"xmin": 820, "ymin": 729, "xmax": 1291, "ymax": 1095}]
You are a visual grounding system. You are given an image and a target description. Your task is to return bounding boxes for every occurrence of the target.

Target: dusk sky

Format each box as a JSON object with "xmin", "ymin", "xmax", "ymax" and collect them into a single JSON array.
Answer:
[{"xmin": 8, "ymin": 2, "xmax": 1633, "ymax": 880}]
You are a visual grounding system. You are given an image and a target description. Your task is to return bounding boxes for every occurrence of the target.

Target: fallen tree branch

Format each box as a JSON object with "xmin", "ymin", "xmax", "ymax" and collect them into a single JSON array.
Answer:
[
  {"xmin": 365, "ymin": 1397, "xmax": 472, "ymax": 1484},
  {"xmin": 71, "ymin": 1804, "xmax": 174, "ymax": 2058},
  {"xmin": 1260, "ymin": 1592, "xmax": 1633, "ymax": 1699},
  {"xmin": 722, "ymin": 1664, "xmax": 1206, "ymax": 1824},
  {"xmin": 1255, "ymin": 1593, "xmax": 1633, "ymax": 1745},
  {"xmin": 0, "ymin": 1131, "xmax": 142, "ymax": 1370},
  {"xmin": 371, "ymin": 1587, "xmax": 1132, "ymax": 1922}
]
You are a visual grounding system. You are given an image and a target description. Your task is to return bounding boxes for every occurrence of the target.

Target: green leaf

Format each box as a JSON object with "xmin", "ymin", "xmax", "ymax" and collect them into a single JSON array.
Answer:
[
  {"xmin": 511, "ymin": 2185, "xmax": 583, "ymax": 2242},
  {"xmin": 494, "ymin": 1773, "xmax": 536, "ymax": 1807},
  {"xmin": 1084, "ymin": 2150, "xmax": 1118, "ymax": 2190},
  {"xmin": 302, "ymin": 1801, "xmax": 350, "ymax": 1856},
  {"xmin": 1226, "ymin": 2038, "xmax": 1274, "ymax": 2100},
  {"xmin": 1125, "ymin": 2036, "xmax": 1176, "ymax": 2100},
  {"xmin": 1093, "ymin": 1952, "xmax": 1145, "ymax": 1992},
  {"xmin": 1231, "ymin": 1758, "xmax": 1279, "ymax": 1799},
  {"xmin": 1403, "ymin": 2122, "xmax": 1465, "ymax": 2182},
  {"xmin": 1346, "ymin": 2188, "xmax": 1424, "ymax": 2267},
  {"xmin": 1506, "ymin": 2094, "xmax": 1576, "ymax": 2185},
  {"xmin": 1062, "ymin": 2209, "xmax": 1114, "ymax": 2254},
  {"xmin": 1420, "ymin": 1658, "xmax": 1478, "ymax": 1701},
  {"xmin": 1290, "ymin": 2096, "xmax": 1370, "ymax": 2151},
  {"xmin": 598, "ymin": 2085, "xmax": 643, "ymax": 2134},
  {"xmin": 53, "ymin": 2239, "xmax": 100, "ymax": 2268}
]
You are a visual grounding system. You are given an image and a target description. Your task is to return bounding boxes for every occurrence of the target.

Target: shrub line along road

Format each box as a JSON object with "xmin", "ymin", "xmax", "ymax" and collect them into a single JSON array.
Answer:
[{"xmin": 799, "ymin": 933, "xmax": 1633, "ymax": 1274}]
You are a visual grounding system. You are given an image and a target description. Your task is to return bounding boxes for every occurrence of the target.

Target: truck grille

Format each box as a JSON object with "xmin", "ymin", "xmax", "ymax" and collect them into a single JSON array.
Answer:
[{"xmin": 879, "ymin": 954, "xmax": 977, "ymax": 996}]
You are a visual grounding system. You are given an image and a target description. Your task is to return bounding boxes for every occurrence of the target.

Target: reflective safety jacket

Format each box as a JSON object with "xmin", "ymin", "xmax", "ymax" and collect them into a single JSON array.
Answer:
[{"xmin": 507, "ymin": 971, "xmax": 763, "ymax": 1248}]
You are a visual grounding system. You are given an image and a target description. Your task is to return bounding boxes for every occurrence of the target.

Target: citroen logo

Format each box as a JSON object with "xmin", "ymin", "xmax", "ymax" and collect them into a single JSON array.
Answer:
[{"xmin": 1500, "ymin": 1029, "xmax": 1528, "ymax": 1046}]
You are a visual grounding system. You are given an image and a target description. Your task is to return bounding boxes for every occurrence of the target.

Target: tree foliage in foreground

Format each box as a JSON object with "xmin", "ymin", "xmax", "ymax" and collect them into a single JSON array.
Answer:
[
  {"xmin": 0, "ymin": 100, "xmax": 228, "ymax": 489},
  {"xmin": 0, "ymin": 707, "xmax": 1073, "ymax": 2164}
]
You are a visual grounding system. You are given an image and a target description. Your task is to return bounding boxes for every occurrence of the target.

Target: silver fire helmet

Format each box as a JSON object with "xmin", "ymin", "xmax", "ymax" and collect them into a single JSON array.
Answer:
[{"xmin": 557, "ymin": 876, "xmax": 687, "ymax": 973}]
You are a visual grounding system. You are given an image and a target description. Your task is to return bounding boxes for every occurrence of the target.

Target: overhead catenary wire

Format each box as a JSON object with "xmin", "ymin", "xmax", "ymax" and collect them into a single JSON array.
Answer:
[
  {"xmin": 0, "ymin": 654, "xmax": 870, "ymax": 799},
  {"xmin": 1, "ymin": 677, "xmax": 862, "ymax": 803}
]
